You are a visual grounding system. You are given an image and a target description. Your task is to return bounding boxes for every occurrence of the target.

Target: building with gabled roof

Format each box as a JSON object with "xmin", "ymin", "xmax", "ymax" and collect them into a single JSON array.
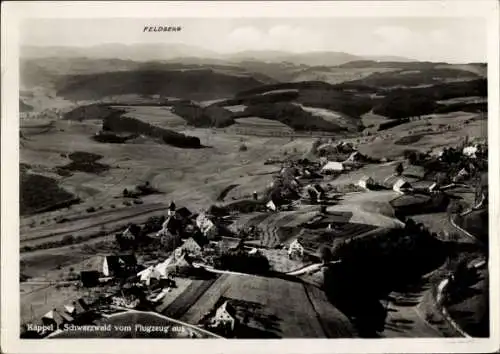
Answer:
[
  {"xmin": 288, "ymin": 239, "xmax": 304, "ymax": 259},
  {"xmin": 392, "ymin": 179, "xmax": 412, "ymax": 194},
  {"xmin": 103, "ymin": 254, "xmax": 137, "ymax": 277},
  {"xmin": 211, "ymin": 300, "xmax": 237, "ymax": 332},
  {"xmin": 177, "ymin": 237, "xmax": 203, "ymax": 256},
  {"xmin": 357, "ymin": 176, "xmax": 375, "ymax": 190},
  {"xmin": 266, "ymin": 200, "xmax": 277, "ymax": 212},
  {"xmin": 176, "ymin": 207, "xmax": 192, "ymax": 220},
  {"xmin": 196, "ymin": 213, "xmax": 217, "ymax": 239}
]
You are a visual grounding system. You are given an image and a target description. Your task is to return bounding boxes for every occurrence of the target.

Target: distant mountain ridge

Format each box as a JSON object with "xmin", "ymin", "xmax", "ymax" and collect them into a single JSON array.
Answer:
[{"xmin": 21, "ymin": 43, "xmax": 415, "ymax": 66}]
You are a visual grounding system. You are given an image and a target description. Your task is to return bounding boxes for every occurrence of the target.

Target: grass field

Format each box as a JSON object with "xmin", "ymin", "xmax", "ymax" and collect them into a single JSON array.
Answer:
[
  {"xmin": 227, "ymin": 117, "xmax": 294, "ymax": 136},
  {"xmin": 111, "ymin": 105, "xmax": 187, "ymax": 128},
  {"xmin": 293, "ymin": 103, "xmax": 361, "ymax": 132},
  {"xmin": 178, "ymin": 273, "xmax": 356, "ymax": 338},
  {"xmin": 19, "ymin": 90, "xmax": 488, "ymax": 339}
]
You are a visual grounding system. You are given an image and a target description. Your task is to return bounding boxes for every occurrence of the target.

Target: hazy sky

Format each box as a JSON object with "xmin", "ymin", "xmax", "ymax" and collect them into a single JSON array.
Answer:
[{"xmin": 21, "ymin": 18, "xmax": 487, "ymax": 62}]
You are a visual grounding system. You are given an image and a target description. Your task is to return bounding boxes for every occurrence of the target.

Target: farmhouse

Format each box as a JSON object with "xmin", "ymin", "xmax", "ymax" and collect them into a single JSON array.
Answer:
[
  {"xmin": 357, "ymin": 176, "xmax": 375, "ymax": 190},
  {"xmin": 153, "ymin": 257, "xmax": 175, "ymax": 279},
  {"xmin": 266, "ymin": 200, "xmax": 277, "ymax": 211},
  {"xmin": 137, "ymin": 266, "xmax": 160, "ymax": 286},
  {"xmin": 211, "ymin": 301, "xmax": 237, "ymax": 332},
  {"xmin": 288, "ymin": 239, "xmax": 304, "ymax": 259},
  {"xmin": 196, "ymin": 213, "xmax": 217, "ymax": 239},
  {"xmin": 102, "ymin": 254, "xmax": 138, "ymax": 277},
  {"xmin": 321, "ymin": 161, "xmax": 344, "ymax": 173},
  {"xmin": 463, "ymin": 145, "xmax": 478, "ymax": 158},
  {"xmin": 392, "ymin": 179, "xmax": 412, "ymax": 194},
  {"xmin": 176, "ymin": 237, "xmax": 203, "ymax": 256}
]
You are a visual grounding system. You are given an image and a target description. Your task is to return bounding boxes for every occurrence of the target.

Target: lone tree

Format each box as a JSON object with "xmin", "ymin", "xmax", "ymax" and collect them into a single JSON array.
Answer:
[{"xmin": 395, "ymin": 162, "xmax": 404, "ymax": 176}]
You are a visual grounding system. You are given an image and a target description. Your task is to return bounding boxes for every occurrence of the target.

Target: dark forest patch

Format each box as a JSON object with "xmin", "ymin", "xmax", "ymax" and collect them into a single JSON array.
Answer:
[
  {"xmin": 56, "ymin": 151, "xmax": 110, "ymax": 174},
  {"xmin": 20, "ymin": 172, "xmax": 80, "ymax": 215}
]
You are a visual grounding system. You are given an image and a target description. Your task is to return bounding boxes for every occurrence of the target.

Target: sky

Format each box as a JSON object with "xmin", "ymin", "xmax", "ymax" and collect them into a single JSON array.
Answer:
[{"xmin": 20, "ymin": 17, "xmax": 487, "ymax": 63}]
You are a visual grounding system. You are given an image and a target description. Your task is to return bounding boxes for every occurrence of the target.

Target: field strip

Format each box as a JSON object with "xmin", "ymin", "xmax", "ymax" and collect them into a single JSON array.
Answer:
[
  {"xmin": 179, "ymin": 274, "xmax": 231, "ymax": 324},
  {"xmin": 302, "ymin": 283, "xmax": 329, "ymax": 337},
  {"xmin": 162, "ymin": 276, "xmax": 221, "ymax": 320},
  {"xmin": 435, "ymin": 279, "xmax": 470, "ymax": 338},
  {"xmin": 21, "ymin": 205, "xmax": 168, "ymax": 244}
]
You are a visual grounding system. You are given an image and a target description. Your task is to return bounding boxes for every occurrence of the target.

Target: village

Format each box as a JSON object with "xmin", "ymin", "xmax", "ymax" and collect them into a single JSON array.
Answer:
[{"xmin": 20, "ymin": 135, "xmax": 489, "ymax": 339}]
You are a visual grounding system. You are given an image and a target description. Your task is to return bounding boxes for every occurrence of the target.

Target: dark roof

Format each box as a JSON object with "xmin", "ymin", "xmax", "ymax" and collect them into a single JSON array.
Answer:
[
  {"xmin": 169, "ymin": 201, "xmax": 176, "ymax": 210},
  {"xmin": 314, "ymin": 184, "xmax": 325, "ymax": 193},
  {"xmin": 176, "ymin": 207, "xmax": 192, "ymax": 218},
  {"xmin": 105, "ymin": 255, "xmax": 137, "ymax": 273},
  {"xmin": 223, "ymin": 301, "xmax": 237, "ymax": 318},
  {"xmin": 80, "ymin": 271, "xmax": 100, "ymax": 286}
]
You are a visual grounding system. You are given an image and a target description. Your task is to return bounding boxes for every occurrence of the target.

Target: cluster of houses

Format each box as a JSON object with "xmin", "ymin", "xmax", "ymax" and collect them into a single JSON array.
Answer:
[
  {"xmin": 25, "ymin": 137, "xmax": 487, "ymax": 339},
  {"xmin": 320, "ymin": 146, "xmax": 378, "ymax": 175}
]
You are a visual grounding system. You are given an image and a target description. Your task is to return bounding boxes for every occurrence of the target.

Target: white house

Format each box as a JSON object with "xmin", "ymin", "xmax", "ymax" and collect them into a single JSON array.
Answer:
[
  {"xmin": 393, "ymin": 179, "xmax": 412, "ymax": 194},
  {"xmin": 154, "ymin": 257, "xmax": 175, "ymax": 279},
  {"xmin": 288, "ymin": 239, "xmax": 304, "ymax": 259},
  {"xmin": 211, "ymin": 301, "xmax": 237, "ymax": 331},
  {"xmin": 64, "ymin": 304, "xmax": 75, "ymax": 315},
  {"xmin": 357, "ymin": 176, "xmax": 375, "ymax": 190},
  {"xmin": 137, "ymin": 266, "xmax": 160, "ymax": 286},
  {"xmin": 463, "ymin": 145, "xmax": 478, "ymax": 158},
  {"xmin": 321, "ymin": 161, "xmax": 344, "ymax": 173}
]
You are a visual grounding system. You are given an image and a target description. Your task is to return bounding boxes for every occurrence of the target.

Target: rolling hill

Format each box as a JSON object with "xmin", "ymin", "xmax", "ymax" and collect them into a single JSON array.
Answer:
[{"xmin": 54, "ymin": 69, "xmax": 272, "ymax": 102}]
